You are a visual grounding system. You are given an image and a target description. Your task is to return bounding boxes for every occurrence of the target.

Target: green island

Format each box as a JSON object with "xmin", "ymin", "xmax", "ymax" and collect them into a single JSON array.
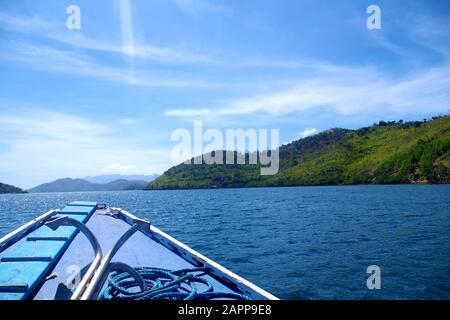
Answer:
[
  {"xmin": 0, "ymin": 182, "xmax": 26, "ymax": 194},
  {"xmin": 146, "ymin": 116, "xmax": 450, "ymax": 190}
]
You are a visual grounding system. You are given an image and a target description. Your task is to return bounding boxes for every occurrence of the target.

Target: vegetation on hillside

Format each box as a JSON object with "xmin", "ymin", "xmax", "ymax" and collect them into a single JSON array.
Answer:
[
  {"xmin": 0, "ymin": 182, "xmax": 26, "ymax": 194},
  {"xmin": 146, "ymin": 116, "xmax": 450, "ymax": 190}
]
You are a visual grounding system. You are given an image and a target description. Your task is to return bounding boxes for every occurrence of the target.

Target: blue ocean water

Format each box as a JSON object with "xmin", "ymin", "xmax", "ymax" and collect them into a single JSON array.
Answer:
[{"xmin": 0, "ymin": 185, "xmax": 449, "ymax": 299}]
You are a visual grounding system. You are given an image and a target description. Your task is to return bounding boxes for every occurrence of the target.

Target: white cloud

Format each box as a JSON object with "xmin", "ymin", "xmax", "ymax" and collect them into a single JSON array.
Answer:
[
  {"xmin": 174, "ymin": 0, "xmax": 231, "ymax": 15},
  {"xmin": 165, "ymin": 108, "xmax": 212, "ymax": 117},
  {"xmin": 297, "ymin": 128, "xmax": 318, "ymax": 139},
  {"xmin": 0, "ymin": 12, "xmax": 214, "ymax": 64},
  {"xmin": 165, "ymin": 63, "xmax": 450, "ymax": 120},
  {"xmin": 120, "ymin": 118, "xmax": 136, "ymax": 125},
  {"xmin": 118, "ymin": 0, "xmax": 135, "ymax": 56},
  {"xmin": 0, "ymin": 109, "xmax": 170, "ymax": 188},
  {"xmin": 102, "ymin": 163, "xmax": 138, "ymax": 174},
  {"xmin": 1, "ymin": 42, "xmax": 218, "ymax": 88},
  {"xmin": 0, "ymin": 110, "xmax": 113, "ymax": 144},
  {"xmin": 0, "ymin": 12, "xmax": 51, "ymax": 30}
]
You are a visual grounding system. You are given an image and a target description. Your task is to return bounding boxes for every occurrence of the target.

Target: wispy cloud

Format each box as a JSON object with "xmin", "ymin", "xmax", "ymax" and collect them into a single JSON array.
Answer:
[
  {"xmin": 0, "ymin": 12, "xmax": 214, "ymax": 64},
  {"xmin": 0, "ymin": 110, "xmax": 112, "ymax": 145},
  {"xmin": 118, "ymin": 0, "xmax": 135, "ymax": 56},
  {"xmin": 0, "ymin": 108, "xmax": 169, "ymax": 188},
  {"xmin": 0, "ymin": 12, "xmax": 52, "ymax": 30},
  {"xmin": 101, "ymin": 163, "xmax": 138, "ymax": 174},
  {"xmin": 174, "ymin": 0, "xmax": 231, "ymax": 15},
  {"xmin": 120, "ymin": 118, "xmax": 136, "ymax": 125},
  {"xmin": 1, "ymin": 41, "xmax": 219, "ymax": 88},
  {"xmin": 165, "ymin": 63, "xmax": 450, "ymax": 120},
  {"xmin": 409, "ymin": 13, "xmax": 450, "ymax": 59}
]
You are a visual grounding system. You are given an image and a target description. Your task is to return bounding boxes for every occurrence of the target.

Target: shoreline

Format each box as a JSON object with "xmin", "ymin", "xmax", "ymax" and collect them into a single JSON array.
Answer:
[
  {"xmin": 145, "ymin": 181, "xmax": 450, "ymax": 192},
  {"xmin": 2, "ymin": 183, "xmax": 448, "ymax": 195}
]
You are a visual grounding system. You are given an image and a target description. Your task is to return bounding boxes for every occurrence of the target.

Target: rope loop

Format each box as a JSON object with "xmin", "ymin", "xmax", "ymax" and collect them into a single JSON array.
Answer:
[{"xmin": 99, "ymin": 267, "xmax": 252, "ymax": 300}]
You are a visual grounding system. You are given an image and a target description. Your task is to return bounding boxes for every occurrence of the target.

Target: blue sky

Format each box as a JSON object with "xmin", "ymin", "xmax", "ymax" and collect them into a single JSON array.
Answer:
[{"xmin": 0, "ymin": 0, "xmax": 449, "ymax": 188}]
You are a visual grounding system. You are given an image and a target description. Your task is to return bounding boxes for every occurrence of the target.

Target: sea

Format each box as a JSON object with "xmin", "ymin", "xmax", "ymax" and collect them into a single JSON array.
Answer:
[{"xmin": 1, "ymin": 184, "xmax": 449, "ymax": 299}]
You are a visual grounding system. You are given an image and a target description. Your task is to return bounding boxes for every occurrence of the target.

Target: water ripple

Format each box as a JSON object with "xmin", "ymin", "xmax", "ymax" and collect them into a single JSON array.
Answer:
[{"xmin": 0, "ymin": 185, "xmax": 449, "ymax": 299}]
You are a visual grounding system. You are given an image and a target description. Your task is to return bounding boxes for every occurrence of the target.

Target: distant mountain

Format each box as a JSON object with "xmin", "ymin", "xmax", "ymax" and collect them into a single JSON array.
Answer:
[
  {"xmin": 147, "ymin": 116, "xmax": 450, "ymax": 190},
  {"xmin": 29, "ymin": 178, "xmax": 96, "ymax": 193},
  {"xmin": 102, "ymin": 179, "xmax": 149, "ymax": 191},
  {"xmin": 28, "ymin": 178, "xmax": 148, "ymax": 193},
  {"xmin": 0, "ymin": 182, "xmax": 26, "ymax": 194},
  {"xmin": 83, "ymin": 174, "xmax": 159, "ymax": 184}
]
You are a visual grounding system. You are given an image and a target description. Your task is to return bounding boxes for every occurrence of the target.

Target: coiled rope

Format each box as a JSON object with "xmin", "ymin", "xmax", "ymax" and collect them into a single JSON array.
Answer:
[{"xmin": 99, "ymin": 267, "xmax": 252, "ymax": 300}]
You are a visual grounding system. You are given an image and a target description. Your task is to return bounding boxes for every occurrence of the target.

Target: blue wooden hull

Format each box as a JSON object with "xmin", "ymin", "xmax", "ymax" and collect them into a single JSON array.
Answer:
[{"xmin": 0, "ymin": 201, "xmax": 277, "ymax": 300}]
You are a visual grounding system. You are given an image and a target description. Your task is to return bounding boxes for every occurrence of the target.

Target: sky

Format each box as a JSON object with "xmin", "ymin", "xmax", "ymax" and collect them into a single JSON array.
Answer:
[{"xmin": 0, "ymin": 0, "xmax": 449, "ymax": 188}]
